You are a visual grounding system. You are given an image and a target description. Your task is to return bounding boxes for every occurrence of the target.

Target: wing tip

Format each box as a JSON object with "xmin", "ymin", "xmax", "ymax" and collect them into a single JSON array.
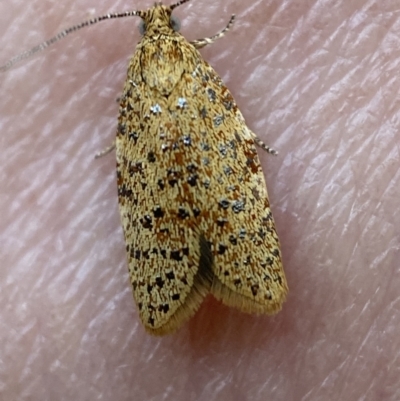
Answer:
[{"xmin": 211, "ymin": 275, "xmax": 288, "ymax": 315}]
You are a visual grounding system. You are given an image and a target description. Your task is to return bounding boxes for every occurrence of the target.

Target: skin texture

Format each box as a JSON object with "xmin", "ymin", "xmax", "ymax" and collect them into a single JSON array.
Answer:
[{"xmin": 1, "ymin": 0, "xmax": 399, "ymax": 400}]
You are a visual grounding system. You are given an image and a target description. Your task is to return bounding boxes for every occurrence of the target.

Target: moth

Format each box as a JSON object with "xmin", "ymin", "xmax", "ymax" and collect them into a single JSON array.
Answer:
[{"xmin": 1, "ymin": 0, "xmax": 288, "ymax": 335}]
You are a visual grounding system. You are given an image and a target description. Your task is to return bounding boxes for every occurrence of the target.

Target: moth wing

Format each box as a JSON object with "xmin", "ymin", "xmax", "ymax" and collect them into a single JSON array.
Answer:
[
  {"xmin": 116, "ymin": 73, "xmax": 217, "ymax": 336},
  {"xmin": 191, "ymin": 62, "xmax": 288, "ymax": 314}
]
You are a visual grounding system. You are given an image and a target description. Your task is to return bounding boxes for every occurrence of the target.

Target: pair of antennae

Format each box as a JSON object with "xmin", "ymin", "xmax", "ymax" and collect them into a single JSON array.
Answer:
[{"xmin": 0, "ymin": 0, "xmax": 191, "ymax": 73}]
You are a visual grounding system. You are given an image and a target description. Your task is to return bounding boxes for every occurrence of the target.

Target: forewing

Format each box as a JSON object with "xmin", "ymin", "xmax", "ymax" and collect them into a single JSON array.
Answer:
[
  {"xmin": 186, "ymin": 60, "xmax": 288, "ymax": 315},
  {"xmin": 116, "ymin": 44, "xmax": 216, "ymax": 335}
]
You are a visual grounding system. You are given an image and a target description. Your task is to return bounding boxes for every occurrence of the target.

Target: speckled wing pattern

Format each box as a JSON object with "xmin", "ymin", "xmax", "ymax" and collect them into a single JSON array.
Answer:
[{"xmin": 116, "ymin": 6, "xmax": 287, "ymax": 335}]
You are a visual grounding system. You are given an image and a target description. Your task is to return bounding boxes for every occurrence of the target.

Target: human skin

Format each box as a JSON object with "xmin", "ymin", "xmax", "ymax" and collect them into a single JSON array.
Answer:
[{"xmin": 1, "ymin": 0, "xmax": 399, "ymax": 400}]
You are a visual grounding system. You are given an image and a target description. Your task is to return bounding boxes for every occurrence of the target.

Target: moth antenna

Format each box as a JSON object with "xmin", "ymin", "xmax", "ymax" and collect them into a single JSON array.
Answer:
[
  {"xmin": 0, "ymin": 10, "xmax": 142, "ymax": 72},
  {"xmin": 170, "ymin": 0, "xmax": 192, "ymax": 11}
]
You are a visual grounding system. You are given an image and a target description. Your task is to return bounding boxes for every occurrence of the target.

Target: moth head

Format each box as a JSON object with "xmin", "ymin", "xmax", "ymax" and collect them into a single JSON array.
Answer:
[
  {"xmin": 136, "ymin": 0, "xmax": 190, "ymax": 36},
  {"xmin": 138, "ymin": 1, "xmax": 188, "ymax": 37}
]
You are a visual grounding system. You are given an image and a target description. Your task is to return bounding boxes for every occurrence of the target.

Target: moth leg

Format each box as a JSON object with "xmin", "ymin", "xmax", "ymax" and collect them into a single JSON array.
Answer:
[
  {"xmin": 253, "ymin": 135, "xmax": 278, "ymax": 156},
  {"xmin": 191, "ymin": 15, "xmax": 236, "ymax": 49},
  {"xmin": 95, "ymin": 141, "xmax": 116, "ymax": 159}
]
